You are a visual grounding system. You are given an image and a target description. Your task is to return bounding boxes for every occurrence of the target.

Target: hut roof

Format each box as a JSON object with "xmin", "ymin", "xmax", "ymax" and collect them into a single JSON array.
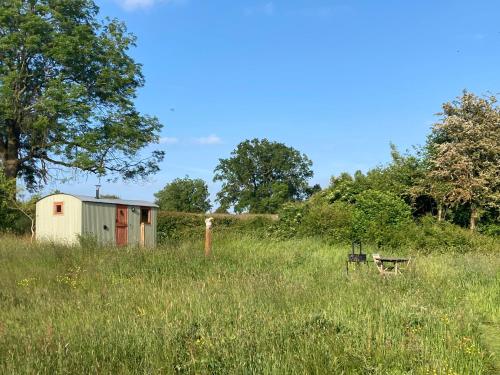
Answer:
[{"xmin": 40, "ymin": 193, "xmax": 159, "ymax": 208}]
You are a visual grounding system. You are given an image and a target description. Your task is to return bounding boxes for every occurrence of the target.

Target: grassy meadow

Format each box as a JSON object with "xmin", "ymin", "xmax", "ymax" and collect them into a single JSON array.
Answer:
[{"xmin": 0, "ymin": 234, "xmax": 499, "ymax": 374}]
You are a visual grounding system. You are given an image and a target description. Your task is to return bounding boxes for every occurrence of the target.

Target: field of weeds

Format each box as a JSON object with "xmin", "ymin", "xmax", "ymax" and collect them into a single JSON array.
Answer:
[{"xmin": 0, "ymin": 234, "xmax": 498, "ymax": 374}]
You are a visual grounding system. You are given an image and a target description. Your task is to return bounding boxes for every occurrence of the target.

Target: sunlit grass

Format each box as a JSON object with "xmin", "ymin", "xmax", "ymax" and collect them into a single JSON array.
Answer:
[{"xmin": 0, "ymin": 234, "xmax": 498, "ymax": 374}]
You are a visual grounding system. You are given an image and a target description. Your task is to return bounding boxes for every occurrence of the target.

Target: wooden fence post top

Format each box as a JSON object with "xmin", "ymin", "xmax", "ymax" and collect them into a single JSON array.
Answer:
[
  {"xmin": 205, "ymin": 217, "xmax": 214, "ymax": 229},
  {"xmin": 204, "ymin": 217, "xmax": 213, "ymax": 257}
]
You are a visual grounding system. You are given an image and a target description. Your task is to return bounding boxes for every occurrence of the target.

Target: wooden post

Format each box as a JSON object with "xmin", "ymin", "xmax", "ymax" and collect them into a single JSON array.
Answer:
[
  {"xmin": 205, "ymin": 217, "xmax": 213, "ymax": 257},
  {"xmin": 140, "ymin": 222, "xmax": 145, "ymax": 247}
]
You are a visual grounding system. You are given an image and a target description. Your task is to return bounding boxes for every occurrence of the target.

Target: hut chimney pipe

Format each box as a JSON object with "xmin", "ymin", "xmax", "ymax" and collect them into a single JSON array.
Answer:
[{"xmin": 95, "ymin": 184, "xmax": 101, "ymax": 199}]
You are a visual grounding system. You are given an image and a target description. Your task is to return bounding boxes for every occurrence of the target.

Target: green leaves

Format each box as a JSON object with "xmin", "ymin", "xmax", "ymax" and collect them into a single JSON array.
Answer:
[
  {"xmin": 0, "ymin": 0, "xmax": 163, "ymax": 189},
  {"xmin": 0, "ymin": 169, "xmax": 16, "ymax": 225},
  {"xmin": 214, "ymin": 138, "xmax": 314, "ymax": 214},
  {"xmin": 155, "ymin": 177, "xmax": 212, "ymax": 213},
  {"xmin": 352, "ymin": 189, "xmax": 413, "ymax": 247},
  {"xmin": 426, "ymin": 91, "xmax": 500, "ymax": 229}
]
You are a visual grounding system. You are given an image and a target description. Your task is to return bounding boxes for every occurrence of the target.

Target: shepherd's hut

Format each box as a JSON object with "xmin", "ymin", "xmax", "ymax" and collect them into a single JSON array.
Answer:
[{"xmin": 36, "ymin": 190, "xmax": 158, "ymax": 247}]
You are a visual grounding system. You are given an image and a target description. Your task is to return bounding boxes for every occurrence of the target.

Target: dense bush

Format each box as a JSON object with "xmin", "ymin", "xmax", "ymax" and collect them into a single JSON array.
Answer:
[
  {"xmin": 300, "ymin": 200, "xmax": 355, "ymax": 243},
  {"xmin": 352, "ymin": 190, "xmax": 414, "ymax": 248},
  {"xmin": 268, "ymin": 189, "xmax": 499, "ymax": 253},
  {"xmin": 270, "ymin": 197, "xmax": 355, "ymax": 244},
  {"xmin": 271, "ymin": 190, "xmax": 413, "ymax": 247},
  {"xmin": 479, "ymin": 223, "xmax": 500, "ymax": 237},
  {"xmin": 268, "ymin": 202, "xmax": 305, "ymax": 239},
  {"xmin": 411, "ymin": 215, "xmax": 499, "ymax": 254}
]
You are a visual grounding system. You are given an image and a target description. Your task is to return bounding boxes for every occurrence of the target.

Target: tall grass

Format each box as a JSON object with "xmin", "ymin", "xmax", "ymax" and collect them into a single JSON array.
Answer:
[{"xmin": 0, "ymin": 234, "xmax": 498, "ymax": 374}]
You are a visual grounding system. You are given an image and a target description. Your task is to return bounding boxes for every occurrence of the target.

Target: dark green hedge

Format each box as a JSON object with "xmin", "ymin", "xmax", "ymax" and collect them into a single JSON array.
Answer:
[
  {"xmin": 157, "ymin": 211, "xmax": 276, "ymax": 243},
  {"xmin": 157, "ymin": 204, "xmax": 499, "ymax": 253},
  {"xmin": 267, "ymin": 192, "xmax": 499, "ymax": 253}
]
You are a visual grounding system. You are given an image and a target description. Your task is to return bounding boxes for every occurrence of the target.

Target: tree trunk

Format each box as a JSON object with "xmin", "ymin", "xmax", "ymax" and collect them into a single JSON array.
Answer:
[
  {"xmin": 437, "ymin": 204, "xmax": 443, "ymax": 222},
  {"xmin": 0, "ymin": 119, "xmax": 20, "ymax": 193},
  {"xmin": 470, "ymin": 205, "xmax": 479, "ymax": 232},
  {"xmin": 3, "ymin": 159, "xmax": 19, "ymax": 179}
]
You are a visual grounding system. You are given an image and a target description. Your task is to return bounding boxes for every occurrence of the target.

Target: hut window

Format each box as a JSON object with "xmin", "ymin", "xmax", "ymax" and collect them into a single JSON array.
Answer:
[
  {"xmin": 140, "ymin": 208, "xmax": 151, "ymax": 224},
  {"xmin": 53, "ymin": 202, "xmax": 64, "ymax": 215}
]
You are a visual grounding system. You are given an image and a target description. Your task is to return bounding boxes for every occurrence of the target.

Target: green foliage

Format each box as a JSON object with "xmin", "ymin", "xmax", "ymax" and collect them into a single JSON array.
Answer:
[
  {"xmin": 411, "ymin": 215, "xmax": 499, "ymax": 254},
  {"xmin": 327, "ymin": 146, "xmax": 426, "ymax": 211},
  {"xmin": 214, "ymin": 138, "xmax": 313, "ymax": 213},
  {"xmin": 157, "ymin": 211, "xmax": 275, "ymax": 243},
  {"xmin": 366, "ymin": 144, "xmax": 426, "ymax": 202},
  {"xmin": 300, "ymin": 200, "xmax": 355, "ymax": 243},
  {"xmin": 214, "ymin": 206, "xmax": 229, "ymax": 214},
  {"xmin": 295, "ymin": 175, "xmax": 418, "ymax": 248},
  {"xmin": 0, "ymin": 168, "xmax": 37, "ymax": 234},
  {"xmin": 154, "ymin": 177, "xmax": 211, "ymax": 213},
  {"xmin": 0, "ymin": 234, "xmax": 498, "ymax": 373},
  {"xmin": 280, "ymin": 182, "xmax": 417, "ymax": 248},
  {"xmin": 352, "ymin": 190, "xmax": 414, "ymax": 248},
  {"xmin": 156, "ymin": 211, "xmax": 204, "ymax": 242},
  {"xmin": 305, "ymin": 183, "xmax": 322, "ymax": 198},
  {"xmin": 270, "ymin": 196, "xmax": 355, "ymax": 243},
  {"xmin": 323, "ymin": 92, "xmax": 500, "ymax": 232},
  {"xmin": 477, "ymin": 208, "xmax": 500, "ymax": 236},
  {"xmin": 9, "ymin": 193, "xmax": 38, "ymax": 235},
  {"xmin": 0, "ymin": 169, "xmax": 16, "ymax": 229},
  {"xmin": 479, "ymin": 222, "xmax": 500, "ymax": 237},
  {"xmin": 270, "ymin": 186, "xmax": 499, "ymax": 253},
  {"xmin": 269, "ymin": 202, "xmax": 305, "ymax": 239},
  {"xmin": 0, "ymin": 0, "xmax": 164, "ymax": 188},
  {"xmin": 425, "ymin": 91, "xmax": 500, "ymax": 229},
  {"xmin": 326, "ymin": 172, "xmax": 365, "ymax": 204}
]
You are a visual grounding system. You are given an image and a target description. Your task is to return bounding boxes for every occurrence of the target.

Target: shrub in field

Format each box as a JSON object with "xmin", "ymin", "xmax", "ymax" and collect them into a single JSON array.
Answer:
[
  {"xmin": 299, "ymin": 200, "xmax": 355, "ymax": 243},
  {"xmin": 270, "ymin": 196, "xmax": 355, "ymax": 243},
  {"xmin": 0, "ymin": 173, "xmax": 37, "ymax": 235},
  {"xmin": 479, "ymin": 222, "xmax": 500, "ymax": 237},
  {"xmin": 477, "ymin": 209, "xmax": 500, "ymax": 237},
  {"xmin": 269, "ymin": 202, "xmax": 305, "ymax": 239},
  {"xmin": 157, "ymin": 211, "xmax": 204, "ymax": 242},
  {"xmin": 352, "ymin": 189, "xmax": 414, "ymax": 248},
  {"xmin": 411, "ymin": 215, "xmax": 500, "ymax": 254}
]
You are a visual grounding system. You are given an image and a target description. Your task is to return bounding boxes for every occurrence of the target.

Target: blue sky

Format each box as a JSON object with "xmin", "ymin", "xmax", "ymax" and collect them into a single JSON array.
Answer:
[{"xmin": 51, "ymin": 0, "xmax": 500, "ymax": 206}]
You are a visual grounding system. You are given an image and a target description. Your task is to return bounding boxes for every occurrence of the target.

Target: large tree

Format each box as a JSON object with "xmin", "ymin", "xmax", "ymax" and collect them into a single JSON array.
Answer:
[
  {"xmin": 214, "ymin": 138, "xmax": 314, "ymax": 213},
  {"xmin": 154, "ymin": 177, "xmax": 211, "ymax": 213},
  {"xmin": 0, "ymin": 0, "xmax": 164, "ymax": 190},
  {"xmin": 426, "ymin": 91, "xmax": 500, "ymax": 230}
]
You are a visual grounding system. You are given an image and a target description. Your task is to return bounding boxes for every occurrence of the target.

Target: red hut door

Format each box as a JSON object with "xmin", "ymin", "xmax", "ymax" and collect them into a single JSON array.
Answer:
[{"xmin": 115, "ymin": 205, "xmax": 128, "ymax": 246}]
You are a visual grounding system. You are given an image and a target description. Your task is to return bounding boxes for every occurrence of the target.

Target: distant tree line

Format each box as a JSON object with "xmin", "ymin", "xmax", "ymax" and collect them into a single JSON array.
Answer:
[
  {"xmin": 152, "ymin": 91, "xmax": 499, "ymax": 234},
  {"xmin": 0, "ymin": 1, "xmax": 497, "ymax": 234}
]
